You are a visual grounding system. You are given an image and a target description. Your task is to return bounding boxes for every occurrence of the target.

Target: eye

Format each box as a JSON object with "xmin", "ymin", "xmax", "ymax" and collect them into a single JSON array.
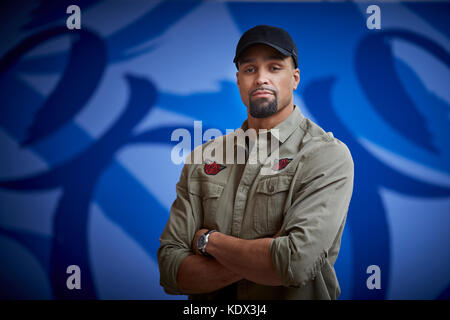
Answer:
[
  {"xmin": 270, "ymin": 66, "xmax": 281, "ymax": 71},
  {"xmin": 244, "ymin": 67, "xmax": 255, "ymax": 73}
]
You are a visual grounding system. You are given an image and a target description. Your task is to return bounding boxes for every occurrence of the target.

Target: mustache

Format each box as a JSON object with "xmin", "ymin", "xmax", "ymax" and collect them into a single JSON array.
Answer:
[{"xmin": 250, "ymin": 87, "xmax": 276, "ymax": 96}]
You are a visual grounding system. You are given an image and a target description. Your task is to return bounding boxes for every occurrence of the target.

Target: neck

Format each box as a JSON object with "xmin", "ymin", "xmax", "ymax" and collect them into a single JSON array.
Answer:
[{"xmin": 248, "ymin": 103, "xmax": 294, "ymax": 132}]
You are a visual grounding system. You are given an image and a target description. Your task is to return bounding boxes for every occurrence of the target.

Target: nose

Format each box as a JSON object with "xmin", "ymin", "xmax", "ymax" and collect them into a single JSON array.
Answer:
[{"xmin": 255, "ymin": 69, "xmax": 270, "ymax": 86}]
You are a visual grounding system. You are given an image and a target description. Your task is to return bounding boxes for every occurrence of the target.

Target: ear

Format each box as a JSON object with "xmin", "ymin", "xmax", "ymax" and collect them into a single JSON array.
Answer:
[
  {"xmin": 236, "ymin": 71, "xmax": 240, "ymax": 87},
  {"xmin": 293, "ymin": 68, "xmax": 300, "ymax": 90}
]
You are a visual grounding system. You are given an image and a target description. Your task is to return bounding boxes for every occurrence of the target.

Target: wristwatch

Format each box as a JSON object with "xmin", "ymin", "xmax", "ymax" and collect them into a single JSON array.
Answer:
[{"xmin": 197, "ymin": 230, "xmax": 217, "ymax": 257}]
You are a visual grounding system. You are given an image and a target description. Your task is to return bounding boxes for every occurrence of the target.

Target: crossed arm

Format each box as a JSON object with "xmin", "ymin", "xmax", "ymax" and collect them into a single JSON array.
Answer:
[
  {"xmin": 160, "ymin": 142, "xmax": 354, "ymax": 296},
  {"xmin": 177, "ymin": 229, "xmax": 282, "ymax": 294}
]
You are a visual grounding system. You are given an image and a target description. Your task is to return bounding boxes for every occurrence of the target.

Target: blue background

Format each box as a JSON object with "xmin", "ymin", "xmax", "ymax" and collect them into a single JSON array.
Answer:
[{"xmin": 0, "ymin": 0, "xmax": 449, "ymax": 299}]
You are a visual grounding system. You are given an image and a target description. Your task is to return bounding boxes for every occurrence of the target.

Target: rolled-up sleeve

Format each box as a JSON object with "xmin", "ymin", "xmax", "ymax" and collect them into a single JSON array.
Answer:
[
  {"xmin": 157, "ymin": 164, "xmax": 199, "ymax": 295},
  {"xmin": 270, "ymin": 140, "xmax": 354, "ymax": 287}
]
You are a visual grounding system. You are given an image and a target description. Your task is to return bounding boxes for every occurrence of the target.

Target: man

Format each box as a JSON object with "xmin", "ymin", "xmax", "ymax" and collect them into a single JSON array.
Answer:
[{"xmin": 157, "ymin": 25, "xmax": 354, "ymax": 299}]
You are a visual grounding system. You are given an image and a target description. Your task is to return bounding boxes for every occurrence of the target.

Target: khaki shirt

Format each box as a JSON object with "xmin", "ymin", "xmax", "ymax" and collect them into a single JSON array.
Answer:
[{"xmin": 157, "ymin": 105, "xmax": 354, "ymax": 300}]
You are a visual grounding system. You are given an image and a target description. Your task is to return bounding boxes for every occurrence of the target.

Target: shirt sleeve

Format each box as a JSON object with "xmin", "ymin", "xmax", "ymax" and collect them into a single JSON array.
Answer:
[
  {"xmin": 270, "ymin": 140, "xmax": 354, "ymax": 287},
  {"xmin": 157, "ymin": 163, "xmax": 200, "ymax": 295}
]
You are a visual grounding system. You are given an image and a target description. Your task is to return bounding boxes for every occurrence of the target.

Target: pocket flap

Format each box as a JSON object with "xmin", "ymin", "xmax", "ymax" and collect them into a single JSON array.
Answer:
[
  {"xmin": 256, "ymin": 175, "xmax": 292, "ymax": 195},
  {"xmin": 189, "ymin": 181, "xmax": 224, "ymax": 199}
]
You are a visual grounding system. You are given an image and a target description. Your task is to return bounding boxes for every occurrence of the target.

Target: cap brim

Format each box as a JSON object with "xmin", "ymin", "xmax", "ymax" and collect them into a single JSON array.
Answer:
[{"xmin": 233, "ymin": 40, "xmax": 292, "ymax": 64}]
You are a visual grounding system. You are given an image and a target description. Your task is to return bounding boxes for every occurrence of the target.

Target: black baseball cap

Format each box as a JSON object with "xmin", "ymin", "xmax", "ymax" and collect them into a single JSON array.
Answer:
[{"xmin": 233, "ymin": 25, "xmax": 298, "ymax": 70}]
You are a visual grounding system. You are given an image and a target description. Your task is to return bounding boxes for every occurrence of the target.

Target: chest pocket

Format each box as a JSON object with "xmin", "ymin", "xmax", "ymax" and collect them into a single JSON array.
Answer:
[
  {"xmin": 189, "ymin": 181, "xmax": 225, "ymax": 230},
  {"xmin": 253, "ymin": 175, "xmax": 292, "ymax": 236}
]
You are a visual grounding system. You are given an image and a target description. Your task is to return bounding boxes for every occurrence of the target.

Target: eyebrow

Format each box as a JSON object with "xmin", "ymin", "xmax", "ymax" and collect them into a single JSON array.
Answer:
[{"xmin": 239, "ymin": 55, "xmax": 285, "ymax": 65}]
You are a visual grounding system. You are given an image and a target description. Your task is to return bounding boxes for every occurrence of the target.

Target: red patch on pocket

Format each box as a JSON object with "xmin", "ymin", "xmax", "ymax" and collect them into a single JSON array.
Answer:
[
  {"xmin": 204, "ymin": 161, "xmax": 226, "ymax": 175},
  {"xmin": 272, "ymin": 158, "xmax": 292, "ymax": 171}
]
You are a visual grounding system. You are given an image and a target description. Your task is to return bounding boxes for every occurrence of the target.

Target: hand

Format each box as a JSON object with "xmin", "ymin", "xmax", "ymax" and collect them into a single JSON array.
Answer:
[{"xmin": 192, "ymin": 228, "xmax": 209, "ymax": 255}]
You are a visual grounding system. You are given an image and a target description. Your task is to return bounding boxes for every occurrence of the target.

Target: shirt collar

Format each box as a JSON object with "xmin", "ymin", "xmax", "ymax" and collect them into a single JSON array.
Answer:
[
  {"xmin": 270, "ymin": 104, "xmax": 304, "ymax": 144},
  {"xmin": 238, "ymin": 104, "xmax": 304, "ymax": 146}
]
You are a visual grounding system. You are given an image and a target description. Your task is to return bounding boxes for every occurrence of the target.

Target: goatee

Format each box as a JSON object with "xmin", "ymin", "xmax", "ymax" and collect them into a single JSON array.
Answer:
[{"xmin": 249, "ymin": 97, "xmax": 278, "ymax": 118}]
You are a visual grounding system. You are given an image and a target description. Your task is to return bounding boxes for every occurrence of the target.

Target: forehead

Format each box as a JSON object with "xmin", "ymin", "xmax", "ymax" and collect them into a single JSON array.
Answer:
[{"xmin": 239, "ymin": 44, "xmax": 287, "ymax": 63}]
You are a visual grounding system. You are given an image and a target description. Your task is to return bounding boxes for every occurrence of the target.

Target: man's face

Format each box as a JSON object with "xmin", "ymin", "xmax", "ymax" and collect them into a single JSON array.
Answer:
[{"xmin": 236, "ymin": 44, "xmax": 300, "ymax": 118}]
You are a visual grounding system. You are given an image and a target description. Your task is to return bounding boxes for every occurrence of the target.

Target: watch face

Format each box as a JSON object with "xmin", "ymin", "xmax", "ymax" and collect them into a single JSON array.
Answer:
[{"xmin": 197, "ymin": 235, "xmax": 206, "ymax": 251}]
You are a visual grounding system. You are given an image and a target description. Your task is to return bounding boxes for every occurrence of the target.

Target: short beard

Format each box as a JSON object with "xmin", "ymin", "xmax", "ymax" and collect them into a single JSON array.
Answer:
[{"xmin": 249, "ymin": 96, "xmax": 278, "ymax": 118}]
